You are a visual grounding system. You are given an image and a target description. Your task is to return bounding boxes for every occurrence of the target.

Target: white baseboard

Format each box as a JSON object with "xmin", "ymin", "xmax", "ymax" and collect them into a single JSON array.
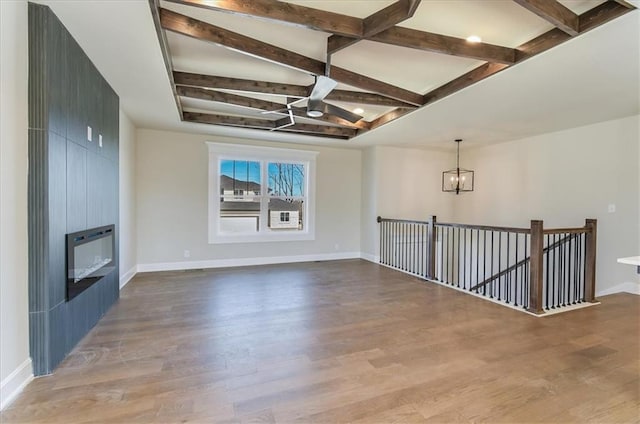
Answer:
[
  {"xmin": 119, "ymin": 266, "xmax": 137, "ymax": 289},
  {"xmin": 597, "ymin": 282, "xmax": 640, "ymax": 297},
  {"xmin": 0, "ymin": 358, "xmax": 33, "ymax": 411},
  {"xmin": 360, "ymin": 252, "xmax": 379, "ymax": 263},
  {"xmin": 137, "ymin": 251, "xmax": 362, "ymax": 273}
]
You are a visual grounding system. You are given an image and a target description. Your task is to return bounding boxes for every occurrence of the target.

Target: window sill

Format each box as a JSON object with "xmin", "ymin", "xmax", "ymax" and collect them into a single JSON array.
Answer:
[{"xmin": 209, "ymin": 231, "xmax": 315, "ymax": 244}]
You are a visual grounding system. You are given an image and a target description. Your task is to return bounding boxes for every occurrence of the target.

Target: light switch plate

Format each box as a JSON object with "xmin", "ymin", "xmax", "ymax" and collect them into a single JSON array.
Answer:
[
  {"xmin": 99, "ymin": 134, "xmax": 103, "ymax": 148},
  {"xmin": 608, "ymin": 204, "xmax": 616, "ymax": 213},
  {"xmin": 87, "ymin": 126, "xmax": 92, "ymax": 141}
]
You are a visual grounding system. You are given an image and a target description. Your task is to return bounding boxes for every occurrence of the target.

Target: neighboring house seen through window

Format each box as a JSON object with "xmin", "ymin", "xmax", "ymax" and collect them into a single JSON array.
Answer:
[{"xmin": 207, "ymin": 142, "xmax": 317, "ymax": 243}]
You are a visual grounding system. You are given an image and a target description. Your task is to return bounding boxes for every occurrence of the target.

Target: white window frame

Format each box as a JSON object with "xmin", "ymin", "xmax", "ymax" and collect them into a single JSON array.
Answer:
[{"xmin": 207, "ymin": 142, "xmax": 318, "ymax": 244}]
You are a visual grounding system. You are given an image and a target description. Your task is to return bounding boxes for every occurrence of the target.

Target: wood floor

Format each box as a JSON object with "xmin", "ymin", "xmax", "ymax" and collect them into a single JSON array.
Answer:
[{"xmin": 2, "ymin": 259, "xmax": 639, "ymax": 423}]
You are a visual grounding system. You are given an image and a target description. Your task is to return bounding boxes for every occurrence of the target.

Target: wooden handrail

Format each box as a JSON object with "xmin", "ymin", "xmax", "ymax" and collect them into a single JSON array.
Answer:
[
  {"xmin": 435, "ymin": 221, "xmax": 531, "ymax": 234},
  {"xmin": 543, "ymin": 227, "xmax": 589, "ymax": 234},
  {"xmin": 377, "ymin": 216, "xmax": 431, "ymax": 225}
]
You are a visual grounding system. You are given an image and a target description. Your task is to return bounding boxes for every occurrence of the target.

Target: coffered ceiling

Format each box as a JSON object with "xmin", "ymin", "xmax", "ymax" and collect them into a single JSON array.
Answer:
[
  {"xmin": 149, "ymin": 0, "xmax": 636, "ymax": 140},
  {"xmin": 34, "ymin": 0, "xmax": 639, "ymax": 149}
]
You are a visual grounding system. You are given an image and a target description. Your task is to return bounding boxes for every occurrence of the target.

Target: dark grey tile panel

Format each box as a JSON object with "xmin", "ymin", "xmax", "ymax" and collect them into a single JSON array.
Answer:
[
  {"xmin": 66, "ymin": 140, "xmax": 87, "ymax": 233},
  {"xmin": 48, "ymin": 132, "xmax": 67, "ymax": 306},
  {"xmin": 28, "ymin": 129, "xmax": 48, "ymax": 313},
  {"xmin": 48, "ymin": 301, "xmax": 68, "ymax": 370},
  {"xmin": 46, "ymin": 11, "xmax": 68, "ymax": 139},
  {"xmin": 28, "ymin": 3, "xmax": 48, "ymax": 131},
  {"xmin": 29, "ymin": 311, "xmax": 50, "ymax": 376},
  {"xmin": 29, "ymin": 3, "xmax": 121, "ymax": 376}
]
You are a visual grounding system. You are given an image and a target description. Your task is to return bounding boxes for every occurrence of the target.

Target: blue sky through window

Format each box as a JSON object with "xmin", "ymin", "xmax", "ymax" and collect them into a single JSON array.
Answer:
[
  {"xmin": 220, "ymin": 160, "xmax": 260, "ymax": 183},
  {"xmin": 220, "ymin": 160, "xmax": 304, "ymax": 197}
]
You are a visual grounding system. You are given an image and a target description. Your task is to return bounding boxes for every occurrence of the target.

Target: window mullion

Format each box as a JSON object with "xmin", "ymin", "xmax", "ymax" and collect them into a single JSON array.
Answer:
[{"xmin": 259, "ymin": 160, "xmax": 269, "ymax": 233}]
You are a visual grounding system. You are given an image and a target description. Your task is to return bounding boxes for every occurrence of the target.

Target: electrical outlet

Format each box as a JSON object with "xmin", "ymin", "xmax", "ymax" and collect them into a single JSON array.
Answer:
[
  {"xmin": 608, "ymin": 204, "xmax": 616, "ymax": 213},
  {"xmin": 184, "ymin": 250, "xmax": 191, "ymax": 258},
  {"xmin": 334, "ymin": 243, "xmax": 340, "ymax": 251},
  {"xmin": 87, "ymin": 126, "xmax": 92, "ymax": 141}
]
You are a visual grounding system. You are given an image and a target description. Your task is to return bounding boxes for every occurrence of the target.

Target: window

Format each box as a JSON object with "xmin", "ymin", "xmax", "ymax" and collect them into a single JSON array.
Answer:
[{"xmin": 207, "ymin": 142, "xmax": 317, "ymax": 243}]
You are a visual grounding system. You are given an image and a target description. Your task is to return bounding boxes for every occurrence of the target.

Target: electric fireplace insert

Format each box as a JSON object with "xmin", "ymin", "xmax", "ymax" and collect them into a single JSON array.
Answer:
[{"xmin": 66, "ymin": 224, "xmax": 115, "ymax": 300}]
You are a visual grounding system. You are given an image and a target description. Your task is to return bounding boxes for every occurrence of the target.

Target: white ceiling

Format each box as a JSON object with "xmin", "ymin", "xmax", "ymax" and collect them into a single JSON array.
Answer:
[{"xmin": 34, "ymin": 0, "xmax": 639, "ymax": 150}]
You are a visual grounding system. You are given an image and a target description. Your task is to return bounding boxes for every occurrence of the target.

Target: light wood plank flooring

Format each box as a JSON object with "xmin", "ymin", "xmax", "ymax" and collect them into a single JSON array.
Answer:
[{"xmin": 2, "ymin": 259, "xmax": 639, "ymax": 423}]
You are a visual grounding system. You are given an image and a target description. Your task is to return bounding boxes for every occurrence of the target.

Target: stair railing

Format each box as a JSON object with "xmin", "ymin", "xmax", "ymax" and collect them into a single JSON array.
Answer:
[{"xmin": 376, "ymin": 216, "xmax": 597, "ymax": 315}]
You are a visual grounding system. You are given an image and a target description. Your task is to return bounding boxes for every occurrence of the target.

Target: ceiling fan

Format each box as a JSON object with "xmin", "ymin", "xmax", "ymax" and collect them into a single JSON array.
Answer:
[{"xmin": 264, "ymin": 75, "xmax": 363, "ymax": 129}]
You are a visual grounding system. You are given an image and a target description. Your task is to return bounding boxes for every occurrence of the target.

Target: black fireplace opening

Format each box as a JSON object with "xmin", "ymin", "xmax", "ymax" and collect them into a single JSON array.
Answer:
[{"xmin": 66, "ymin": 224, "xmax": 115, "ymax": 301}]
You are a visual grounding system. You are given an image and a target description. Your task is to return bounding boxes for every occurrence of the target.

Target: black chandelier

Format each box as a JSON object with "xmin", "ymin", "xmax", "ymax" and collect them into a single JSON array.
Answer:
[{"xmin": 442, "ymin": 139, "xmax": 474, "ymax": 195}]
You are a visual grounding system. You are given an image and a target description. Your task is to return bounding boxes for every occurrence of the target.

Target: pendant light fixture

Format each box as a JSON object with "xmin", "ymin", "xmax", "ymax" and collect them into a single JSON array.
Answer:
[{"xmin": 442, "ymin": 139, "xmax": 474, "ymax": 194}]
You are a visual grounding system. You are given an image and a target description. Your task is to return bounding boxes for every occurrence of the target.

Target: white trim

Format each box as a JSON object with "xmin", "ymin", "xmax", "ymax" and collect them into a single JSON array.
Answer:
[
  {"xmin": 1, "ymin": 358, "xmax": 33, "ymax": 411},
  {"xmin": 119, "ymin": 266, "xmax": 137, "ymax": 289},
  {"xmin": 137, "ymin": 252, "xmax": 361, "ymax": 273},
  {"xmin": 597, "ymin": 282, "xmax": 640, "ymax": 297},
  {"xmin": 207, "ymin": 142, "xmax": 317, "ymax": 244},
  {"xmin": 360, "ymin": 252, "xmax": 379, "ymax": 263}
]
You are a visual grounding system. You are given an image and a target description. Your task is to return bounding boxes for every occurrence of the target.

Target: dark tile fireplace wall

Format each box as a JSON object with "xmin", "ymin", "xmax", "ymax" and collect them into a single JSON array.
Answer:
[{"xmin": 28, "ymin": 3, "xmax": 120, "ymax": 375}]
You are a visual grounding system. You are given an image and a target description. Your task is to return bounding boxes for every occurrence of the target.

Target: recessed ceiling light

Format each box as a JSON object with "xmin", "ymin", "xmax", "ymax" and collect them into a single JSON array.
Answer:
[
  {"xmin": 466, "ymin": 35, "xmax": 482, "ymax": 43},
  {"xmin": 353, "ymin": 107, "xmax": 364, "ymax": 114}
]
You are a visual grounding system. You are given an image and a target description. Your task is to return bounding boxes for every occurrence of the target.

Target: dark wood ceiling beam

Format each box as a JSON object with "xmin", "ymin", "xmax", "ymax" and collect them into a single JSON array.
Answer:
[
  {"xmin": 177, "ymin": 85, "xmax": 285, "ymax": 110},
  {"xmin": 174, "ymin": 71, "xmax": 309, "ymax": 97},
  {"xmin": 423, "ymin": 1, "xmax": 634, "ymax": 107},
  {"xmin": 324, "ymin": 90, "xmax": 415, "ymax": 108},
  {"xmin": 275, "ymin": 120, "xmax": 358, "ymax": 137},
  {"xmin": 148, "ymin": 0, "xmax": 183, "ymax": 117},
  {"xmin": 163, "ymin": 0, "xmax": 363, "ymax": 37},
  {"xmin": 160, "ymin": 8, "xmax": 325, "ymax": 75},
  {"xmin": 515, "ymin": 28, "xmax": 570, "ymax": 61},
  {"xmin": 184, "ymin": 111, "xmax": 274, "ymax": 129},
  {"xmin": 183, "ymin": 112, "xmax": 355, "ymax": 138},
  {"xmin": 578, "ymin": 0, "xmax": 635, "ymax": 33},
  {"xmin": 423, "ymin": 62, "xmax": 510, "ymax": 105},
  {"xmin": 369, "ymin": 27, "xmax": 516, "ymax": 64},
  {"xmin": 329, "ymin": 67, "xmax": 423, "ymax": 106},
  {"xmin": 162, "ymin": 9, "xmax": 423, "ymax": 106},
  {"xmin": 516, "ymin": 1, "xmax": 633, "ymax": 61},
  {"xmin": 363, "ymin": 0, "xmax": 421, "ymax": 38},
  {"xmin": 173, "ymin": 71, "xmax": 415, "ymax": 108},
  {"xmin": 177, "ymin": 85, "xmax": 369, "ymax": 129},
  {"xmin": 367, "ymin": 108, "xmax": 414, "ymax": 131},
  {"xmin": 512, "ymin": 0, "xmax": 579, "ymax": 36},
  {"xmin": 327, "ymin": 0, "xmax": 421, "ymax": 54}
]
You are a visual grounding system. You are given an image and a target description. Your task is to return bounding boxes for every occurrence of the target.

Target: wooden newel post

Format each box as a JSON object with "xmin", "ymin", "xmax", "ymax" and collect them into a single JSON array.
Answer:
[
  {"xmin": 584, "ymin": 218, "xmax": 597, "ymax": 303},
  {"xmin": 528, "ymin": 220, "xmax": 544, "ymax": 315},
  {"xmin": 427, "ymin": 215, "xmax": 436, "ymax": 280}
]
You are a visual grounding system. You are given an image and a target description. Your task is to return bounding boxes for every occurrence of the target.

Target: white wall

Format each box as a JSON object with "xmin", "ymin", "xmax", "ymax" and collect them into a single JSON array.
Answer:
[
  {"xmin": 454, "ymin": 115, "xmax": 640, "ymax": 295},
  {"xmin": 0, "ymin": 0, "xmax": 32, "ymax": 409},
  {"xmin": 118, "ymin": 110, "xmax": 137, "ymax": 287},
  {"xmin": 135, "ymin": 129, "xmax": 361, "ymax": 268},
  {"xmin": 360, "ymin": 145, "xmax": 454, "ymax": 258}
]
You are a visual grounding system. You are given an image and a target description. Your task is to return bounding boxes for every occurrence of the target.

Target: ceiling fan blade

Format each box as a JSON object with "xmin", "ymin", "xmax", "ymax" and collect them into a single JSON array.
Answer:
[
  {"xmin": 309, "ymin": 75, "xmax": 337, "ymax": 102},
  {"xmin": 323, "ymin": 102, "xmax": 363, "ymax": 123}
]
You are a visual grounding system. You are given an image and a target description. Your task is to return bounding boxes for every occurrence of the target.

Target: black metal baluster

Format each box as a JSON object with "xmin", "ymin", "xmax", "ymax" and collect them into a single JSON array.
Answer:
[
  {"xmin": 504, "ymin": 233, "xmax": 512, "ymax": 303},
  {"xmin": 513, "ymin": 233, "xmax": 520, "ymax": 306},
  {"xmin": 480, "ymin": 230, "xmax": 485, "ymax": 296},
  {"xmin": 450, "ymin": 227, "xmax": 454, "ymax": 285},
  {"xmin": 560, "ymin": 233, "xmax": 565, "ymax": 306},
  {"xmin": 524, "ymin": 234, "xmax": 529, "ymax": 308},
  {"xmin": 462, "ymin": 229, "xmax": 467, "ymax": 290},
  {"xmin": 497, "ymin": 232, "xmax": 502, "ymax": 301},
  {"xmin": 456, "ymin": 227, "xmax": 461, "ymax": 287},
  {"xmin": 475, "ymin": 229, "xmax": 479, "ymax": 292},
  {"xmin": 439, "ymin": 227, "xmax": 443, "ymax": 281}
]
